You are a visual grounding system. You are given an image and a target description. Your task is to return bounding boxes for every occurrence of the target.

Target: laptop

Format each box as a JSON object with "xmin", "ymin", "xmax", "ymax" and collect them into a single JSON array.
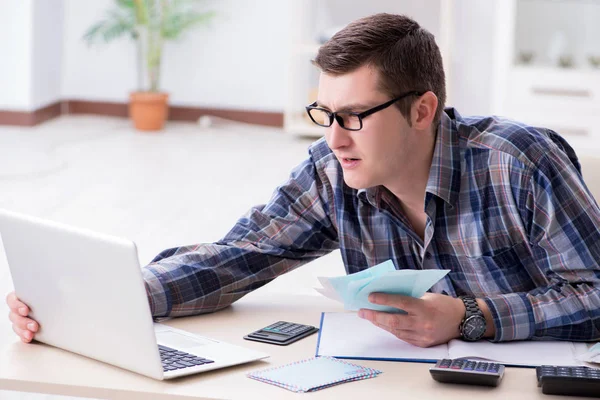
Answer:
[{"xmin": 0, "ymin": 209, "xmax": 269, "ymax": 380}]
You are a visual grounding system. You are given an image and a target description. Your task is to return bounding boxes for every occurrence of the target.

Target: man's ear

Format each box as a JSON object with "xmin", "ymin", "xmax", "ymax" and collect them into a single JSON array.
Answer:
[{"xmin": 411, "ymin": 91, "xmax": 438, "ymax": 130}]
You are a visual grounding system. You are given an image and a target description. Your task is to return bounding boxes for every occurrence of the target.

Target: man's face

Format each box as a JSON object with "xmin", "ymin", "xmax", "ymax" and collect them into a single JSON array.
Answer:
[{"xmin": 317, "ymin": 65, "xmax": 414, "ymax": 190}]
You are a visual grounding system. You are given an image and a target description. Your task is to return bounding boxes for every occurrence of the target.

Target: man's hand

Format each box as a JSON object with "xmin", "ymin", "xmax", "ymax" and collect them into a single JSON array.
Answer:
[
  {"xmin": 6, "ymin": 292, "xmax": 39, "ymax": 343},
  {"xmin": 358, "ymin": 292, "xmax": 465, "ymax": 348}
]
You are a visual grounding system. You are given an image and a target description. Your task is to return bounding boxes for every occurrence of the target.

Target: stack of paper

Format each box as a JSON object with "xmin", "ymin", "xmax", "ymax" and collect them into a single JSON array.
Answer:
[
  {"xmin": 247, "ymin": 356, "xmax": 382, "ymax": 393},
  {"xmin": 315, "ymin": 260, "xmax": 450, "ymax": 312},
  {"xmin": 316, "ymin": 312, "xmax": 589, "ymax": 367}
]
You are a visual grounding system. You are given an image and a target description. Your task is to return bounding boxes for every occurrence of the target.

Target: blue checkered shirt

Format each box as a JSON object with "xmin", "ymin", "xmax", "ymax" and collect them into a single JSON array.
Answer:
[{"xmin": 143, "ymin": 108, "xmax": 600, "ymax": 342}]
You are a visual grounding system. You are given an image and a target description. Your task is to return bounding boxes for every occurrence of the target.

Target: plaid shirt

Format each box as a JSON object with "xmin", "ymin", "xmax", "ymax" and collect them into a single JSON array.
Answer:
[{"xmin": 143, "ymin": 108, "xmax": 600, "ymax": 342}]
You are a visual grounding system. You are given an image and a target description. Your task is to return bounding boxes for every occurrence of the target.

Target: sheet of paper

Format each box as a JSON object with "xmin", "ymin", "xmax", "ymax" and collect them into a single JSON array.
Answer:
[
  {"xmin": 316, "ymin": 312, "xmax": 448, "ymax": 361},
  {"xmin": 577, "ymin": 343, "xmax": 600, "ymax": 365},
  {"xmin": 247, "ymin": 356, "xmax": 381, "ymax": 393},
  {"xmin": 315, "ymin": 259, "xmax": 450, "ymax": 312},
  {"xmin": 350, "ymin": 270, "xmax": 449, "ymax": 312},
  {"xmin": 317, "ymin": 312, "xmax": 588, "ymax": 367},
  {"xmin": 448, "ymin": 339, "xmax": 588, "ymax": 367}
]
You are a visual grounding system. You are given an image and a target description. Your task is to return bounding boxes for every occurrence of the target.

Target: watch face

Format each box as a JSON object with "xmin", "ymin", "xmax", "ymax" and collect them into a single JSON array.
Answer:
[{"xmin": 462, "ymin": 315, "xmax": 486, "ymax": 341}]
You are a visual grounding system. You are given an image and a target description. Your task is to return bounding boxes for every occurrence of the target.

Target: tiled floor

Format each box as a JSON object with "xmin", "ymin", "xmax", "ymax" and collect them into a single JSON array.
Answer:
[{"xmin": 0, "ymin": 116, "xmax": 344, "ymax": 399}]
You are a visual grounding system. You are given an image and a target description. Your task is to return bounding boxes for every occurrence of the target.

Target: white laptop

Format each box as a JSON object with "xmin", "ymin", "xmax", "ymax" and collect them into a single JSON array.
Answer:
[{"xmin": 0, "ymin": 209, "xmax": 269, "ymax": 380}]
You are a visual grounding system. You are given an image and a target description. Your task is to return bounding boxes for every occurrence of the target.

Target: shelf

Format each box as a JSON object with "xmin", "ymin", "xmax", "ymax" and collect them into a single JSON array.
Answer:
[{"xmin": 512, "ymin": 64, "xmax": 600, "ymax": 75}]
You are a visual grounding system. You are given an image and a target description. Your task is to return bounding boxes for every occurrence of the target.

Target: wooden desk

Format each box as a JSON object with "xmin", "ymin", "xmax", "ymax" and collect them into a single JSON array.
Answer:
[{"xmin": 0, "ymin": 290, "xmax": 575, "ymax": 400}]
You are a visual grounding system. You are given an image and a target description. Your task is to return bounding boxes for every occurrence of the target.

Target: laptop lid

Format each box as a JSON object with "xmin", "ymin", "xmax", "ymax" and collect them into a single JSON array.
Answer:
[{"xmin": 0, "ymin": 209, "xmax": 164, "ymax": 380}]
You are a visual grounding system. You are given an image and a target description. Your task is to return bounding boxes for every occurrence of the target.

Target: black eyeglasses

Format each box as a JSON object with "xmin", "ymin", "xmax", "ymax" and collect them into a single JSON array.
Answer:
[{"xmin": 305, "ymin": 91, "xmax": 424, "ymax": 131}]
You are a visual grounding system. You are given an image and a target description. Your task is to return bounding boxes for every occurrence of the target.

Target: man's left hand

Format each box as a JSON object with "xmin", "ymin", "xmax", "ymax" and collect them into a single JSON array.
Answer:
[{"xmin": 358, "ymin": 293, "xmax": 465, "ymax": 348}]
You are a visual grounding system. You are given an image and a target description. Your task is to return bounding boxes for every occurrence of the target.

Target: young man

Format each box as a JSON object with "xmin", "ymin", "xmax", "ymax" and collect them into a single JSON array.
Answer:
[{"xmin": 8, "ymin": 13, "xmax": 600, "ymax": 347}]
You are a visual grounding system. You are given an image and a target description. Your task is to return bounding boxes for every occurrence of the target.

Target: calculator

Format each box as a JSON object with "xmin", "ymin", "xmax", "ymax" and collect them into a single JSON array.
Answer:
[
  {"xmin": 536, "ymin": 365, "xmax": 600, "ymax": 397},
  {"xmin": 429, "ymin": 359, "xmax": 505, "ymax": 387},
  {"xmin": 244, "ymin": 321, "xmax": 319, "ymax": 346}
]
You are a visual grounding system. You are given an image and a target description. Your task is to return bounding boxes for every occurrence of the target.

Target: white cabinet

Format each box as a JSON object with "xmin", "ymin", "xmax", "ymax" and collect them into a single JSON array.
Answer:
[
  {"xmin": 494, "ymin": 0, "xmax": 600, "ymax": 156},
  {"xmin": 284, "ymin": 0, "xmax": 454, "ymax": 137}
]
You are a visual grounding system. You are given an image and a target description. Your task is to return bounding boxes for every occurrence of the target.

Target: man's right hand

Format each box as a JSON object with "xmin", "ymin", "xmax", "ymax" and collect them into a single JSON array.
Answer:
[{"xmin": 6, "ymin": 292, "xmax": 39, "ymax": 343}]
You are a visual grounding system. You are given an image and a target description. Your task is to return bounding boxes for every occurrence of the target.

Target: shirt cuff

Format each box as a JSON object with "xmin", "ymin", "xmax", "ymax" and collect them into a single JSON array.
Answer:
[
  {"xmin": 142, "ymin": 267, "xmax": 170, "ymax": 318},
  {"xmin": 483, "ymin": 292, "xmax": 535, "ymax": 342}
]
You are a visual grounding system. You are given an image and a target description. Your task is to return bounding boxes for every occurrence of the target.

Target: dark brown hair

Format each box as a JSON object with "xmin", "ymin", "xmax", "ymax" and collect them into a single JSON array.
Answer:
[{"xmin": 313, "ymin": 13, "xmax": 446, "ymax": 126}]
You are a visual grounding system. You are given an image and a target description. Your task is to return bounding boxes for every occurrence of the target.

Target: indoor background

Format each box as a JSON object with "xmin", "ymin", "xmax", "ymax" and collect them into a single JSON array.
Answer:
[{"xmin": 1, "ymin": 1, "xmax": 599, "ymax": 399}]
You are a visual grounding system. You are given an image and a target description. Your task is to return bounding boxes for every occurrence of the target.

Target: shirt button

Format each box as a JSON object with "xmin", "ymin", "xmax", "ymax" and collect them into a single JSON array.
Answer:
[{"xmin": 425, "ymin": 252, "xmax": 432, "ymax": 260}]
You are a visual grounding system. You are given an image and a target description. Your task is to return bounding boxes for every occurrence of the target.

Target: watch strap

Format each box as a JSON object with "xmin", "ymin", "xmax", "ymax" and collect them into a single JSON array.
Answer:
[{"xmin": 460, "ymin": 295, "xmax": 482, "ymax": 319}]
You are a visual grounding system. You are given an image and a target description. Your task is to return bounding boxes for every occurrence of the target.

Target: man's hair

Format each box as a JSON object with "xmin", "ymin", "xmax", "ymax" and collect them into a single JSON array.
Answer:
[{"xmin": 313, "ymin": 13, "xmax": 446, "ymax": 126}]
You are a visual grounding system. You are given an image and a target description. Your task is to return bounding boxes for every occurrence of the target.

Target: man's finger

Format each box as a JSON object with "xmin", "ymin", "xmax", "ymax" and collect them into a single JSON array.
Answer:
[
  {"xmin": 8, "ymin": 312, "xmax": 38, "ymax": 332},
  {"xmin": 368, "ymin": 293, "xmax": 422, "ymax": 312},
  {"xmin": 6, "ymin": 292, "xmax": 17, "ymax": 308},
  {"xmin": 6, "ymin": 293, "xmax": 28, "ymax": 316},
  {"xmin": 12, "ymin": 325, "xmax": 32, "ymax": 343},
  {"xmin": 371, "ymin": 321, "xmax": 418, "ymax": 341},
  {"xmin": 360, "ymin": 309, "xmax": 412, "ymax": 331}
]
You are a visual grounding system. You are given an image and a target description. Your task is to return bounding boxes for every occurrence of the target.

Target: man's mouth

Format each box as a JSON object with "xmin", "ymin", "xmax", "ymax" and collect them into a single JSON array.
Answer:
[{"xmin": 339, "ymin": 157, "xmax": 361, "ymax": 169}]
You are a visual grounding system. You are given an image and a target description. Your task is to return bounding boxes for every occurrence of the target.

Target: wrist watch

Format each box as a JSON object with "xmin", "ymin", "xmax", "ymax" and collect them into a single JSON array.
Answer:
[{"xmin": 459, "ymin": 296, "xmax": 487, "ymax": 341}]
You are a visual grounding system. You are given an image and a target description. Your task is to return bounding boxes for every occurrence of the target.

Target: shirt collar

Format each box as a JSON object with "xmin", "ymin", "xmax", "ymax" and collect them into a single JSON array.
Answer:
[
  {"xmin": 357, "ymin": 108, "xmax": 462, "ymax": 209},
  {"xmin": 425, "ymin": 108, "xmax": 462, "ymax": 208}
]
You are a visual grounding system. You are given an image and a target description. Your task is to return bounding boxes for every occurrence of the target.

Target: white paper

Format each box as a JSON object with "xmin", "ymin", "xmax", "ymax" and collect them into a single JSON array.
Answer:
[
  {"xmin": 448, "ymin": 339, "xmax": 588, "ymax": 367},
  {"xmin": 316, "ymin": 312, "xmax": 448, "ymax": 361},
  {"xmin": 576, "ymin": 343, "xmax": 600, "ymax": 365},
  {"xmin": 317, "ymin": 312, "xmax": 588, "ymax": 367}
]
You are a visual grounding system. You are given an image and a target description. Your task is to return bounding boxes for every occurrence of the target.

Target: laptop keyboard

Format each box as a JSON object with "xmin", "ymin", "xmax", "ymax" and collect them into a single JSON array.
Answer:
[{"xmin": 159, "ymin": 344, "xmax": 214, "ymax": 372}]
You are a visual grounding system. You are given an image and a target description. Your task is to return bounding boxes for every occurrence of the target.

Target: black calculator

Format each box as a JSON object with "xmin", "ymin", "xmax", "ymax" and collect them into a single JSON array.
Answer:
[
  {"xmin": 536, "ymin": 365, "xmax": 600, "ymax": 397},
  {"xmin": 429, "ymin": 359, "xmax": 505, "ymax": 387},
  {"xmin": 244, "ymin": 321, "xmax": 319, "ymax": 346}
]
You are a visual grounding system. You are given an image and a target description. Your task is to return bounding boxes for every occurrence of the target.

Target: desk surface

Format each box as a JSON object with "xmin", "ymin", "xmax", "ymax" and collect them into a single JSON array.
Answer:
[{"xmin": 0, "ymin": 291, "xmax": 577, "ymax": 400}]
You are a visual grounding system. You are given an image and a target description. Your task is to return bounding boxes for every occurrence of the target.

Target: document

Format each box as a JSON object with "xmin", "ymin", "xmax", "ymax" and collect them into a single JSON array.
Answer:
[
  {"xmin": 247, "ymin": 356, "xmax": 382, "ymax": 393},
  {"xmin": 316, "ymin": 312, "xmax": 589, "ymax": 367},
  {"xmin": 315, "ymin": 260, "xmax": 450, "ymax": 312}
]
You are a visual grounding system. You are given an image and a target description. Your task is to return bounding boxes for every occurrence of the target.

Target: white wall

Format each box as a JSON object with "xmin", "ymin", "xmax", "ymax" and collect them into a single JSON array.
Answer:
[
  {"xmin": 0, "ymin": 0, "xmax": 33, "ymax": 110},
  {"xmin": 0, "ymin": 0, "xmax": 505, "ymax": 116},
  {"xmin": 448, "ymin": 0, "xmax": 497, "ymax": 116},
  {"xmin": 31, "ymin": 0, "xmax": 65, "ymax": 110},
  {"xmin": 61, "ymin": 0, "xmax": 292, "ymax": 112},
  {"xmin": 0, "ymin": 0, "xmax": 63, "ymax": 112}
]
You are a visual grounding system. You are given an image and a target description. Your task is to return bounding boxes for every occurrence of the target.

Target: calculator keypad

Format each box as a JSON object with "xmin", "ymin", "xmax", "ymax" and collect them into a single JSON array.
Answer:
[
  {"xmin": 244, "ymin": 321, "xmax": 318, "ymax": 346},
  {"xmin": 536, "ymin": 365, "xmax": 600, "ymax": 397},
  {"xmin": 537, "ymin": 365, "xmax": 600, "ymax": 381},
  {"xmin": 262, "ymin": 322, "xmax": 313, "ymax": 336},
  {"xmin": 430, "ymin": 359, "xmax": 504, "ymax": 387}
]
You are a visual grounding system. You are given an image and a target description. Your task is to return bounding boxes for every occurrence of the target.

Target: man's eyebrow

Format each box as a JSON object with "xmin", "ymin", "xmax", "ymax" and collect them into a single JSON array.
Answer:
[{"xmin": 315, "ymin": 101, "xmax": 375, "ymax": 112}]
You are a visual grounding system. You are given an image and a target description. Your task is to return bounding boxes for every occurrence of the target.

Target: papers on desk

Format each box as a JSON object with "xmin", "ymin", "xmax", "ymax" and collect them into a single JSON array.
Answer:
[
  {"xmin": 577, "ymin": 342, "xmax": 600, "ymax": 365},
  {"xmin": 316, "ymin": 312, "xmax": 589, "ymax": 367},
  {"xmin": 247, "ymin": 356, "xmax": 382, "ymax": 393},
  {"xmin": 315, "ymin": 260, "xmax": 450, "ymax": 312}
]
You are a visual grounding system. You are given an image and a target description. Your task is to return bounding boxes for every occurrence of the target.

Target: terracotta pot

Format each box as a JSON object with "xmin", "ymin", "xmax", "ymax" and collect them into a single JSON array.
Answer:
[{"xmin": 129, "ymin": 92, "xmax": 169, "ymax": 131}]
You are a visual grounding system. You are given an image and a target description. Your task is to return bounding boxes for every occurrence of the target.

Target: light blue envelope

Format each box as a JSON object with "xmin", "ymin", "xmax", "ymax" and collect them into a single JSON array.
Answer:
[
  {"xmin": 350, "ymin": 269, "xmax": 450, "ymax": 312},
  {"xmin": 327, "ymin": 260, "xmax": 396, "ymax": 307},
  {"xmin": 320, "ymin": 259, "xmax": 450, "ymax": 313}
]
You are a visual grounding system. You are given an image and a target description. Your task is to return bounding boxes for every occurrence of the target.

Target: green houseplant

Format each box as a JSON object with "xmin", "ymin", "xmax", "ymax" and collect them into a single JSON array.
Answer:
[{"xmin": 84, "ymin": 0, "xmax": 215, "ymax": 131}]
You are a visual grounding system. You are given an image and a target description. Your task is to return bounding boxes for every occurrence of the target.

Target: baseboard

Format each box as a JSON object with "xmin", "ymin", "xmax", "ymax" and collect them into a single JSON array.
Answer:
[
  {"xmin": 0, "ymin": 100, "xmax": 283, "ymax": 128},
  {"xmin": 0, "ymin": 102, "xmax": 62, "ymax": 127}
]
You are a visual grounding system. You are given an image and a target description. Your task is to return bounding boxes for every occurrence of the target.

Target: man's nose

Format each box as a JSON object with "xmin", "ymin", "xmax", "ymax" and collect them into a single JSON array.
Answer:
[{"xmin": 326, "ymin": 118, "xmax": 351, "ymax": 149}]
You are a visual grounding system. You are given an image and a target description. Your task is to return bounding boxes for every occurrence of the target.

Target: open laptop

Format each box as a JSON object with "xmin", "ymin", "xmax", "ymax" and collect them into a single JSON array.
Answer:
[{"xmin": 0, "ymin": 209, "xmax": 269, "ymax": 380}]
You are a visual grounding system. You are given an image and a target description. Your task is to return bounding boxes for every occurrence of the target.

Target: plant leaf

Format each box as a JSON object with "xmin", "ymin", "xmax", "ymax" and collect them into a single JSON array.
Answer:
[
  {"xmin": 83, "ymin": 8, "xmax": 136, "ymax": 44},
  {"xmin": 162, "ymin": 10, "xmax": 215, "ymax": 40}
]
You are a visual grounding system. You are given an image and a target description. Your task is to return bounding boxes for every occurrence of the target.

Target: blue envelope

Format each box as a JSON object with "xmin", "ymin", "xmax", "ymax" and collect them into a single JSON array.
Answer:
[{"xmin": 317, "ymin": 260, "xmax": 450, "ymax": 313}]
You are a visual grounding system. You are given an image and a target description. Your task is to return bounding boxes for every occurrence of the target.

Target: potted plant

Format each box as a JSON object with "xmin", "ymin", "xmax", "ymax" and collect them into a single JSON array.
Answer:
[{"xmin": 84, "ymin": 0, "xmax": 215, "ymax": 131}]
